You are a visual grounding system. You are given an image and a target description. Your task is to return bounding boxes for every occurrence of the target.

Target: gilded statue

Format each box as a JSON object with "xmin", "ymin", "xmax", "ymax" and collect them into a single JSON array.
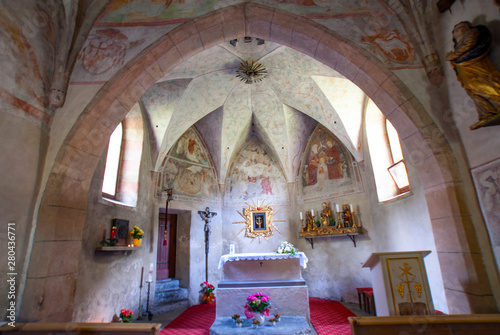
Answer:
[
  {"xmin": 306, "ymin": 210, "xmax": 315, "ymax": 231},
  {"xmin": 320, "ymin": 202, "xmax": 333, "ymax": 227},
  {"xmin": 342, "ymin": 204, "xmax": 351, "ymax": 228},
  {"xmin": 446, "ymin": 21, "xmax": 500, "ymax": 129}
]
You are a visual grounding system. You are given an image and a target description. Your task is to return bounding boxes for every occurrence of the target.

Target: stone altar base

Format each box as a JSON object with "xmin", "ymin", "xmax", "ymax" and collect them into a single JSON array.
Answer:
[
  {"xmin": 216, "ymin": 286, "xmax": 310, "ymax": 321},
  {"xmin": 209, "ymin": 316, "xmax": 317, "ymax": 335}
]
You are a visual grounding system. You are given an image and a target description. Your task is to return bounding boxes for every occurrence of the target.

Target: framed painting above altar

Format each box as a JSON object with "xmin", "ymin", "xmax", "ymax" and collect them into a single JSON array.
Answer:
[{"xmin": 234, "ymin": 201, "xmax": 284, "ymax": 242}]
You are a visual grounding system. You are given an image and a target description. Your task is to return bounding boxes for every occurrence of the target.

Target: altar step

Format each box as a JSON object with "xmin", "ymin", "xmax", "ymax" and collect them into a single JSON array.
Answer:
[{"xmin": 153, "ymin": 279, "xmax": 189, "ymax": 315}]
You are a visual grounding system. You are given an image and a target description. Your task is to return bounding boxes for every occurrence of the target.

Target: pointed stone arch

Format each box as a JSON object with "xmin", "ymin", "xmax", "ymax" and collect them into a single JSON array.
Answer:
[{"xmin": 22, "ymin": 2, "xmax": 496, "ymax": 321}]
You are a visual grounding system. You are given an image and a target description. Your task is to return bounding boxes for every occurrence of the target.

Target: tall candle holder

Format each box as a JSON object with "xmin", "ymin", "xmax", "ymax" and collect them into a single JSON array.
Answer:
[{"xmin": 300, "ymin": 218, "xmax": 305, "ymax": 232}]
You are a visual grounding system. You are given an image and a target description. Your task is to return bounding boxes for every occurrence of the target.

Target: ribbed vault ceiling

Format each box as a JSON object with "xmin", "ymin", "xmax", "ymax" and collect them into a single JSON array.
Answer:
[{"xmin": 140, "ymin": 38, "xmax": 367, "ymax": 183}]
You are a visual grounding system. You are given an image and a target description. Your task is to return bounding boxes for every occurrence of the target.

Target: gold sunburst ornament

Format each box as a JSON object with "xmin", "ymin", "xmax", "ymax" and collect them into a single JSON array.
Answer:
[
  {"xmin": 234, "ymin": 200, "xmax": 283, "ymax": 243},
  {"xmin": 236, "ymin": 60, "xmax": 268, "ymax": 84}
]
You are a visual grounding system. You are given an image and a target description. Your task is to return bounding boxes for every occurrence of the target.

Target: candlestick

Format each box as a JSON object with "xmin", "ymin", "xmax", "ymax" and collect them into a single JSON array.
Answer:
[{"xmin": 300, "ymin": 212, "xmax": 303, "ymax": 220}]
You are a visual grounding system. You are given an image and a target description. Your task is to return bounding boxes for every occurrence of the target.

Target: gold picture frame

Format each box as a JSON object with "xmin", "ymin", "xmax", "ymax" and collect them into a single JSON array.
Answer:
[{"xmin": 235, "ymin": 201, "xmax": 284, "ymax": 243}]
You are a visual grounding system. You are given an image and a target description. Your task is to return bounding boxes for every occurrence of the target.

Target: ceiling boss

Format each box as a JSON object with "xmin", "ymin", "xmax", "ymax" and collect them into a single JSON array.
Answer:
[
  {"xmin": 234, "ymin": 200, "xmax": 284, "ymax": 243},
  {"xmin": 236, "ymin": 60, "xmax": 268, "ymax": 84}
]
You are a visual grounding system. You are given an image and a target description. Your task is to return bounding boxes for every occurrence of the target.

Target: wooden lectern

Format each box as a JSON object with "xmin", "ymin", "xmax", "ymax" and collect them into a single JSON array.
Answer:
[{"xmin": 362, "ymin": 251, "xmax": 435, "ymax": 316}]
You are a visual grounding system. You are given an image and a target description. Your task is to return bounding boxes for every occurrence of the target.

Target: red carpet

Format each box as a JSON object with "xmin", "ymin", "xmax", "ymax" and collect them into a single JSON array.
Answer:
[
  {"xmin": 161, "ymin": 303, "xmax": 216, "ymax": 335},
  {"xmin": 160, "ymin": 298, "xmax": 356, "ymax": 335},
  {"xmin": 309, "ymin": 297, "xmax": 356, "ymax": 335}
]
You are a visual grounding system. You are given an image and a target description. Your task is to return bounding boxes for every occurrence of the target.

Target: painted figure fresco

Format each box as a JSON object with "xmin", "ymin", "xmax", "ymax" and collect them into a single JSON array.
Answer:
[
  {"xmin": 300, "ymin": 126, "xmax": 362, "ymax": 200},
  {"xmin": 170, "ymin": 128, "xmax": 210, "ymax": 166},
  {"xmin": 161, "ymin": 127, "xmax": 217, "ymax": 201},
  {"xmin": 226, "ymin": 139, "xmax": 289, "ymax": 205}
]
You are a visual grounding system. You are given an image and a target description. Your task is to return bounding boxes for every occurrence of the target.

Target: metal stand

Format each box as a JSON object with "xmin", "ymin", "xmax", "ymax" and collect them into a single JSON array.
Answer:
[{"xmin": 145, "ymin": 281, "xmax": 153, "ymax": 321}]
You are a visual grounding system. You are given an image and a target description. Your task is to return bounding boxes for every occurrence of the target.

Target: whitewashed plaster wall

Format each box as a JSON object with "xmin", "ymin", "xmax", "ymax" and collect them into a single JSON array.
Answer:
[
  {"xmin": 363, "ymin": 132, "xmax": 448, "ymax": 313},
  {"xmin": 72, "ymin": 129, "xmax": 156, "ymax": 322},
  {"xmin": 0, "ymin": 113, "xmax": 48, "ymax": 321}
]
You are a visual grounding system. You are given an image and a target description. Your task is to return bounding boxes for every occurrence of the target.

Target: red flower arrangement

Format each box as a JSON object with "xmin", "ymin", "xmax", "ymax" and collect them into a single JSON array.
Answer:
[
  {"xmin": 199, "ymin": 281, "xmax": 215, "ymax": 304},
  {"xmin": 119, "ymin": 308, "xmax": 133, "ymax": 322},
  {"xmin": 244, "ymin": 292, "xmax": 271, "ymax": 318}
]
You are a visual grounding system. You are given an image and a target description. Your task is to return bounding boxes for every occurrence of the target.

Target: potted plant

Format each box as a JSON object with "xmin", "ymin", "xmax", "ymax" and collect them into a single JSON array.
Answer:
[
  {"xmin": 235, "ymin": 318, "xmax": 243, "ymax": 327},
  {"xmin": 130, "ymin": 226, "xmax": 144, "ymax": 247},
  {"xmin": 252, "ymin": 319, "xmax": 260, "ymax": 328},
  {"xmin": 274, "ymin": 313, "xmax": 280, "ymax": 322},
  {"xmin": 199, "ymin": 281, "xmax": 215, "ymax": 304},
  {"xmin": 269, "ymin": 317, "xmax": 276, "ymax": 326},
  {"xmin": 232, "ymin": 314, "xmax": 240, "ymax": 322},
  {"xmin": 119, "ymin": 308, "xmax": 133, "ymax": 323}
]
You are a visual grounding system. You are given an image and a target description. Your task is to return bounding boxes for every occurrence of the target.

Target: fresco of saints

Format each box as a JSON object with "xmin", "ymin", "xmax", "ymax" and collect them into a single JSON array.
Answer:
[
  {"xmin": 306, "ymin": 142, "xmax": 319, "ymax": 186},
  {"xmin": 325, "ymin": 137, "xmax": 343, "ymax": 179},
  {"xmin": 318, "ymin": 152, "xmax": 328, "ymax": 183}
]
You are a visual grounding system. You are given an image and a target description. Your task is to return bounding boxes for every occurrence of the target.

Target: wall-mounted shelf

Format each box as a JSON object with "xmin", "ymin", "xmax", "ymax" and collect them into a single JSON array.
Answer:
[
  {"xmin": 299, "ymin": 227, "xmax": 361, "ymax": 248},
  {"xmin": 95, "ymin": 246, "xmax": 140, "ymax": 253}
]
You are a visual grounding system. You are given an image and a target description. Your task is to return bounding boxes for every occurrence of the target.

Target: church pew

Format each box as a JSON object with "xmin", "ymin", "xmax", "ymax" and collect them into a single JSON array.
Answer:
[
  {"xmin": 348, "ymin": 314, "xmax": 500, "ymax": 335},
  {"xmin": 0, "ymin": 322, "xmax": 161, "ymax": 335}
]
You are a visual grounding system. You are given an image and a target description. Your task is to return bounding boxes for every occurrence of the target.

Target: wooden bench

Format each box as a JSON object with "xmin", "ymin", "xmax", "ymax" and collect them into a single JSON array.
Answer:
[
  {"xmin": 348, "ymin": 314, "xmax": 500, "ymax": 335},
  {"xmin": 0, "ymin": 322, "xmax": 161, "ymax": 335}
]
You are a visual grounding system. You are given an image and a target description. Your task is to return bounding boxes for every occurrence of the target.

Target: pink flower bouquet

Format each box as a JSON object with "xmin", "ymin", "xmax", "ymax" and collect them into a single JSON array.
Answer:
[{"xmin": 244, "ymin": 292, "xmax": 271, "ymax": 318}]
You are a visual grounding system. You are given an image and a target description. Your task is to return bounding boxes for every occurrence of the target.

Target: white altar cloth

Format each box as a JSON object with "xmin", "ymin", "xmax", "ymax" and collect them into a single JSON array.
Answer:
[{"xmin": 218, "ymin": 252, "xmax": 308, "ymax": 269}]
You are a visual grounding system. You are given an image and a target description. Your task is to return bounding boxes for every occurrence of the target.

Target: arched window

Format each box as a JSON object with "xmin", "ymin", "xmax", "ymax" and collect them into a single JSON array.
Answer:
[
  {"xmin": 102, "ymin": 122, "xmax": 123, "ymax": 199},
  {"xmin": 386, "ymin": 119, "xmax": 410, "ymax": 194},
  {"xmin": 366, "ymin": 99, "xmax": 410, "ymax": 201}
]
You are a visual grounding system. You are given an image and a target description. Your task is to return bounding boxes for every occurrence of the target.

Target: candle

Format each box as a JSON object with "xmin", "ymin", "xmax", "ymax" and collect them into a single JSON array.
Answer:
[
  {"xmin": 300, "ymin": 212, "xmax": 303, "ymax": 220},
  {"xmin": 350, "ymin": 204, "xmax": 354, "ymax": 212},
  {"xmin": 336, "ymin": 204, "xmax": 340, "ymax": 213},
  {"xmin": 148, "ymin": 263, "xmax": 154, "ymax": 282},
  {"xmin": 311, "ymin": 209, "xmax": 314, "ymax": 216}
]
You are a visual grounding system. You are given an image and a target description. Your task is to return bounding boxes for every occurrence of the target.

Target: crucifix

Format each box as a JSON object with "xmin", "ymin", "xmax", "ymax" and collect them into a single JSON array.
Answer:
[{"xmin": 198, "ymin": 207, "xmax": 217, "ymax": 282}]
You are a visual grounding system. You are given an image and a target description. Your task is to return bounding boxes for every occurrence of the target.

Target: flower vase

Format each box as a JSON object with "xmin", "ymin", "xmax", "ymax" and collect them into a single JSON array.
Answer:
[
  {"xmin": 254, "ymin": 313, "xmax": 266, "ymax": 325},
  {"xmin": 133, "ymin": 238, "xmax": 142, "ymax": 247}
]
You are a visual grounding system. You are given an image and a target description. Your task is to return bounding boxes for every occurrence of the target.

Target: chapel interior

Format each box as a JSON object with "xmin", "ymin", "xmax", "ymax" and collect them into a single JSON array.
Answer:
[{"xmin": 1, "ymin": 0, "xmax": 500, "ymax": 331}]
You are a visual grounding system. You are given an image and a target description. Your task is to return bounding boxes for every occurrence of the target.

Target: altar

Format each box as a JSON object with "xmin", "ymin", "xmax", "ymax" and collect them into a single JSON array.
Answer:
[{"xmin": 214, "ymin": 252, "xmax": 311, "ymax": 324}]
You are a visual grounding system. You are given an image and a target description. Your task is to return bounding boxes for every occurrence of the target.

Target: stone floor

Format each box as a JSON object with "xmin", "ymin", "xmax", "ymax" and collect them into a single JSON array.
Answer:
[{"xmin": 136, "ymin": 301, "xmax": 372, "ymax": 329}]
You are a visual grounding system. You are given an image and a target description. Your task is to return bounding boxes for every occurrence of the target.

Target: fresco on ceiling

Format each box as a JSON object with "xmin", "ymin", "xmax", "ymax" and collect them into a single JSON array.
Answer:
[
  {"xmin": 299, "ymin": 126, "xmax": 362, "ymax": 202},
  {"xmin": 71, "ymin": 25, "xmax": 170, "ymax": 82},
  {"xmin": 225, "ymin": 139, "xmax": 289, "ymax": 205},
  {"xmin": 100, "ymin": 0, "xmax": 387, "ymax": 25},
  {"xmin": 0, "ymin": 1, "xmax": 54, "ymax": 122},
  {"xmin": 160, "ymin": 127, "xmax": 217, "ymax": 202},
  {"xmin": 100, "ymin": 0, "xmax": 218, "ymax": 23},
  {"xmin": 361, "ymin": 27, "xmax": 415, "ymax": 65},
  {"xmin": 77, "ymin": 28, "xmax": 145, "ymax": 75},
  {"xmin": 472, "ymin": 159, "xmax": 500, "ymax": 265}
]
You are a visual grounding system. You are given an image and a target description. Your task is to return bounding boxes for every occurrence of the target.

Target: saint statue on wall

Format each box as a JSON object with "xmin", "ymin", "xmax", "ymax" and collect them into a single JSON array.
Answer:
[{"xmin": 446, "ymin": 21, "xmax": 500, "ymax": 130}]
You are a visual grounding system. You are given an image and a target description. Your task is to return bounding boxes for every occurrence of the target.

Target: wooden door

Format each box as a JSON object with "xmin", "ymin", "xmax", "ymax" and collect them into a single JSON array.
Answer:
[{"xmin": 157, "ymin": 212, "xmax": 177, "ymax": 280}]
